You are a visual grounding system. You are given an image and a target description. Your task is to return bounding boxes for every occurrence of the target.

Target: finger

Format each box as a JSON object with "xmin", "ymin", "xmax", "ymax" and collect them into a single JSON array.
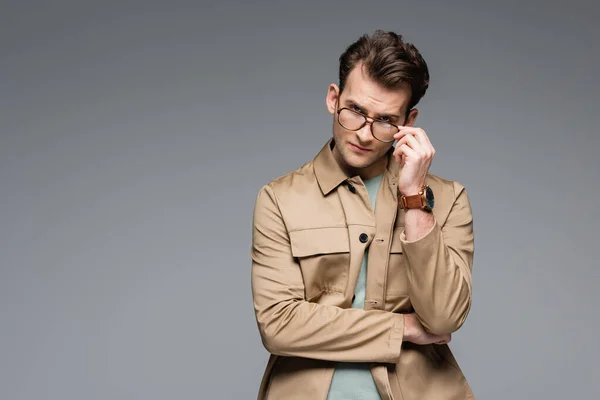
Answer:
[
  {"xmin": 411, "ymin": 128, "xmax": 434, "ymax": 150},
  {"xmin": 397, "ymin": 133, "xmax": 427, "ymax": 161},
  {"xmin": 396, "ymin": 143, "xmax": 418, "ymax": 166},
  {"xmin": 393, "ymin": 126, "xmax": 423, "ymax": 139},
  {"xmin": 398, "ymin": 127, "xmax": 434, "ymax": 152},
  {"xmin": 395, "ymin": 128, "xmax": 424, "ymax": 147},
  {"xmin": 394, "ymin": 131, "xmax": 420, "ymax": 151},
  {"xmin": 393, "ymin": 135, "xmax": 410, "ymax": 152},
  {"xmin": 394, "ymin": 126, "xmax": 417, "ymax": 136},
  {"xmin": 396, "ymin": 126, "xmax": 422, "ymax": 133},
  {"xmin": 406, "ymin": 129, "xmax": 434, "ymax": 158},
  {"xmin": 403, "ymin": 132, "xmax": 422, "ymax": 153},
  {"xmin": 393, "ymin": 140, "xmax": 407, "ymax": 162},
  {"xmin": 392, "ymin": 130, "xmax": 412, "ymax": 141},
  {"xmin": 394, "ymin": 143, "xmax": 418, "ymax": 160}
]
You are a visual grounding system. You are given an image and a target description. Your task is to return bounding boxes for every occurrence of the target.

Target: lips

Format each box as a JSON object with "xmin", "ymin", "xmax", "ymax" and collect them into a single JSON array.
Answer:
[{"xmin": 349, "ymin": 143, "xmax": 370, "ymax": 152}]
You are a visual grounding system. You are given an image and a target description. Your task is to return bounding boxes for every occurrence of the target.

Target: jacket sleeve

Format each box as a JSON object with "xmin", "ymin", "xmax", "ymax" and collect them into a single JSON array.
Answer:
[
  {"xmin": 251, "ymin": 184, "xmax": 404, "ymax": 363},
  {"xmin": 400, "ymin": 181, "xmax": 474, "ymax": 335}
]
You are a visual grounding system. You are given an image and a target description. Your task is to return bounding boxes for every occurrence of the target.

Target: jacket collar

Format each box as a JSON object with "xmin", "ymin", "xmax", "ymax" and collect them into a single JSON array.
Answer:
[{"xmin": 314, "ymin": 137, "xmax": 400, "ymax": 196}]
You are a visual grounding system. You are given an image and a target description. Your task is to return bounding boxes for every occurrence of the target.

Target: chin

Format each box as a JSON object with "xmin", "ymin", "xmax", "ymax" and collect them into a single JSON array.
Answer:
[
  {"xmin": 343, "ymin": 152, "xmax": 375, "ymax": 169},
  {"xmin": 334, "ymin": 137, "xmax": 380, "ymax": 170}
]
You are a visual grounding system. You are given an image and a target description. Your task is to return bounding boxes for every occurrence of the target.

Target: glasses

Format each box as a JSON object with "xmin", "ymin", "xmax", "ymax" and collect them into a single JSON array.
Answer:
[{"xmin": 336, "ymin": 107, "xmax": 401, "ymax": 143}]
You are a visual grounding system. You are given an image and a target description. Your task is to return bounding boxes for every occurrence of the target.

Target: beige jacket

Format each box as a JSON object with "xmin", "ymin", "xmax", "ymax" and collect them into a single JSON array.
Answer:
[{"xmin": 251, "ymin": 138, "xmax": 475, "ymax": 399}]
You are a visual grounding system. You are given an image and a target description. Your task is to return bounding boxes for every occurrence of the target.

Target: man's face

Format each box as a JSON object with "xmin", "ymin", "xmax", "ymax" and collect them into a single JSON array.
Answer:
[{"xmin": 326, "ymin": 63, "xmax": 418, "ymax": 179}]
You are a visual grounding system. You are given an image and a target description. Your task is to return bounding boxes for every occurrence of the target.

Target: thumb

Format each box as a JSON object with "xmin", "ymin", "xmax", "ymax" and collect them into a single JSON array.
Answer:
[{"xmin": 435, "ymin": 333, "xmax": 452, "ymax": 344}]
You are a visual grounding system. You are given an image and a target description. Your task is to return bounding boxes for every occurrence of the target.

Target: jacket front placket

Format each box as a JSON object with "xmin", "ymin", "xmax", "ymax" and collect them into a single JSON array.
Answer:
[
  {"xmin": 335, "ymin": 168, "xmax": 401, "ymax": 400},
  {"xmin": 335, "ymin": 176, "xmax": 376, "ymax": 306}
]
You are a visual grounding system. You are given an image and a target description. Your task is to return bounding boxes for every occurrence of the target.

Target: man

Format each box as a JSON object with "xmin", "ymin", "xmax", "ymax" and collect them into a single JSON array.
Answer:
[{"xmin": 251, "ymin": 30, "xmax": 475, "ymax": 399}]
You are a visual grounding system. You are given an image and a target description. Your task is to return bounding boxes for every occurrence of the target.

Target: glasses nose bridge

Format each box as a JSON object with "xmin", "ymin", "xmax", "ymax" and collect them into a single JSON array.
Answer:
[
  {"xmin": 359, "ymin": 115, "xmax": 377, "ymax": 134},
  {"xmin": 362, "ymin": 114, "xmax": 375, "ymax": 125},
  {"xmin": 356, "ymin": 115, "xmax": 376, "ymax": 139}
]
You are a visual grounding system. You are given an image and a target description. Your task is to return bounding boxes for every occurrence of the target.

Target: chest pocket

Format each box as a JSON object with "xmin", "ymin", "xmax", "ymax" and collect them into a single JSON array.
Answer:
[
  {"xmin": 289, "ymin": 227, "xmax": 350, "ymax": 301},
  {"xmin": 385, "ymin": 226, "xmax": 413, "ymax": 313}
]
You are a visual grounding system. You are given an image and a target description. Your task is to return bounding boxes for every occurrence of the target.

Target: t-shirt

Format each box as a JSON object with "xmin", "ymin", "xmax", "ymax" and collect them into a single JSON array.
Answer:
[{"xmin": 326, "ymin": 173, "xmax": 384, "ymax": 400}]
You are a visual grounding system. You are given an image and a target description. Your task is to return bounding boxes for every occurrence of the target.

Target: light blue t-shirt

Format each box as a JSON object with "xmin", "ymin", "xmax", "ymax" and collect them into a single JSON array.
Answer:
[{"xmin": 327, "ymin": 173, "xmax": 384, "ymax": 400}]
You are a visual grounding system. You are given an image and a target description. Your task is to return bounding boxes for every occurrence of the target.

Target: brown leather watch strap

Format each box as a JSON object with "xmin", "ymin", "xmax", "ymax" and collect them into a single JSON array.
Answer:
[
  {"xmin": 399, "ymin": 193, "xmax": 424, "ymax": 209},
  {"xmin": 398, "ymin": 186, "xmax": 426, "ymax": 210}
]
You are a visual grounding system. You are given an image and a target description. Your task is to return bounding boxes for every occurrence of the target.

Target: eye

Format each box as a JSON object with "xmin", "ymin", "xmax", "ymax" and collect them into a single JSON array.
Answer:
[{"xmin": 351, "ymin": 105, "xmax": 363, "ymax": 113}]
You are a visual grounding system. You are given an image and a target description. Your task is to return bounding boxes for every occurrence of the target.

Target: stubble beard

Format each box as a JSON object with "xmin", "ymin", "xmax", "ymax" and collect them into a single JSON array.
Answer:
[{"xmin": 336, "ymin": 140, "xmax": 386, "ymax": 175}]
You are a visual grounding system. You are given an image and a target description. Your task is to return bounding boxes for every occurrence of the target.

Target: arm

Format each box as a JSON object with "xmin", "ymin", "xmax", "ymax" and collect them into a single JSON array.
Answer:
[
  {"xmin": 400, "ymin": 181, "xmax": 474, "ymax": 335},
  {"xmin": 251, "ymin": 184, "xmax": 404, "ymax": 363}
]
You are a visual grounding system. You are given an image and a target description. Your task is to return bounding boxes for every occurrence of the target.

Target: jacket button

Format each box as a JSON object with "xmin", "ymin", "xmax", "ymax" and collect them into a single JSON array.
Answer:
[
  {"xmin": 359, "ymin": 233, "xmax": 368, "ymax": 243},
  {"xmin": 347, "ymin": 182, "xmax": 356, "ymax": 193}
]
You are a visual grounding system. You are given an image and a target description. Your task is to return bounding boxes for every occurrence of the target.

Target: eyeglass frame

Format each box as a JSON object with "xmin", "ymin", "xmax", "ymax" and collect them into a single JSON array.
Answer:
[{"xmin": 335, "ymin": 106, "xmax": 407, "ymax": 143}]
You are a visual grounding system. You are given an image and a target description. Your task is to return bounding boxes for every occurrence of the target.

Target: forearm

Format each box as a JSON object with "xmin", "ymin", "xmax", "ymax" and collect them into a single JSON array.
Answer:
[
  {"xmin": 403, "ymin": 208, "xmax": 435, "ymax": 242},
  {"xmin": 253, "ymin": 290, "xmax": 404, "ymax": 363},
  {"xmin": 402, "ymin": 222, "xmax": 472, "ymax": 334},
  {"xmin": 400, "ymin": 185, "xmax": 474, "ymax": 335}
]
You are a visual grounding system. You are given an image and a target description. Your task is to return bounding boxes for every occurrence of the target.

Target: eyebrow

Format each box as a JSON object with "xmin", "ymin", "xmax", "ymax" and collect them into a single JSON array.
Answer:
[{"xmin": 344, "ymin": 99, "xmax": 403, "ymax": 121}]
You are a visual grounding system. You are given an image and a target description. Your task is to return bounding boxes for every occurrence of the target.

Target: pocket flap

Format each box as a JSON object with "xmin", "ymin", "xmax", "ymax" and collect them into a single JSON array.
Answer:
[{"xmin": 289, "ymin": 227, "xmax": 349, "ymax": 257}]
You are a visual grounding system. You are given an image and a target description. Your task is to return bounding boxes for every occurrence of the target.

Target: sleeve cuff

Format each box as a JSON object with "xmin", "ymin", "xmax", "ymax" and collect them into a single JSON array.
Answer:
[
  {"xmin": 400, "ymin": 217, "xmax": 440, "ymax": 245},
  {"xmin": 387, "ymin": 314, "xmax": 404, "ymax": 363}
]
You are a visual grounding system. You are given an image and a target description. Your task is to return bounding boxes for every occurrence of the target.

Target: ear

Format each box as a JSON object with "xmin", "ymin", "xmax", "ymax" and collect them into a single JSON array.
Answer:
[
  {"xmin": 326, "ymin": 84, "xmax": 340, "ymax": 115},
  {"xmin": 404, "ymin": 108, "xmax": 419, "ymax": 127}
]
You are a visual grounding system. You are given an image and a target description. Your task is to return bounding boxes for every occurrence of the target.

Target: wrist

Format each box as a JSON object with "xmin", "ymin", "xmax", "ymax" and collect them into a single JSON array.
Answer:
[
  {"xmin": 402, "ymin": 313, "xmax": 415, "ymax": 339},
  {"xmin": 399, "ymin": 184, "xmax": 425, "ymax": 195}
]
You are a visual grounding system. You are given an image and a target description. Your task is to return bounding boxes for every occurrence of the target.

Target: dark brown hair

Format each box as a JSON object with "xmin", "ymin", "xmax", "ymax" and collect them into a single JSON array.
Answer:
[{"xmin": 338, "ymin": 30, "xmax": 430, "ymax": 111}]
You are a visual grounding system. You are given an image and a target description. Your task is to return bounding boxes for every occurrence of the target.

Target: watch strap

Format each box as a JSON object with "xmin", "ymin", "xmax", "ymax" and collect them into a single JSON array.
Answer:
[
  {"xmin": 398, "ymin": 186, "xmax": 428, "ymax": 210},
  {"xmin": 399, "ymin": 193, "xmax": 424, "ymax": 209}
]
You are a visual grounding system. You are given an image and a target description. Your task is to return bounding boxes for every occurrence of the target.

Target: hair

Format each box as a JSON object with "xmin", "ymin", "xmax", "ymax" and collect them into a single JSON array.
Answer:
[{"xmin": 338, "ymin": 30, "xmax": 430, "ymax": 111}]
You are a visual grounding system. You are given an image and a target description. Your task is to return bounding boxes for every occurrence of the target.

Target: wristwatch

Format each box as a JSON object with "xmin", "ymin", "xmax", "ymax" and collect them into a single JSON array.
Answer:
[{"xmin": 398, "ymin": 185, "xmax": 434, "ymax": 212}]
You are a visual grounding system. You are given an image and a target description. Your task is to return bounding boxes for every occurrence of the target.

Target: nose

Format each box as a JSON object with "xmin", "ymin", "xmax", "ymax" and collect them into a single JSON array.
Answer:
[{"xmin": 356, "ymin": 118, "xmax": 374, "ymax": 142}]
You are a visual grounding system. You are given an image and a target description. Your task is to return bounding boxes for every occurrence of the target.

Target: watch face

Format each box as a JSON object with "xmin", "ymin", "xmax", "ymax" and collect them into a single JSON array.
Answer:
[{"xmin": 425, "ymin": 186, "xmax": 435, "ymax": 209}]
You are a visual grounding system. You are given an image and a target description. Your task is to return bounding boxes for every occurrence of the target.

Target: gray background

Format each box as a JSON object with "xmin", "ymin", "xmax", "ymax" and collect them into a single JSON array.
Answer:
[{"xmin": 1, "ymin": 0, "xmax": 598, "ymax": 399}]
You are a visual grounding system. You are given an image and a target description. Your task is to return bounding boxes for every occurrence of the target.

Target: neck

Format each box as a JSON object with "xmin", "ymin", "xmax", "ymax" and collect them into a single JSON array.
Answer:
[{"xmin": 357, "ymin": 157, "xmax": 387, "ymax": 180}]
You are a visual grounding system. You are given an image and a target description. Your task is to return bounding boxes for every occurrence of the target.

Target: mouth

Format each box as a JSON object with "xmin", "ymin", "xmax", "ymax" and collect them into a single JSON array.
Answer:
[{"xmin": 349, "ymin": 143, "xmax": 371, "ymax": 153}]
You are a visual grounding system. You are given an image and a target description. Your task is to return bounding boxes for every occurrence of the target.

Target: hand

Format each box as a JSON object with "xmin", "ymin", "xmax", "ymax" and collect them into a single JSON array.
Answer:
[
  {"xmin": 403, "ymin": 313, "xmax": 451, "ymax": 345},
  {"xmin": 392, "ymin": 127, "xmax": 435, "ymax": 195}
]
